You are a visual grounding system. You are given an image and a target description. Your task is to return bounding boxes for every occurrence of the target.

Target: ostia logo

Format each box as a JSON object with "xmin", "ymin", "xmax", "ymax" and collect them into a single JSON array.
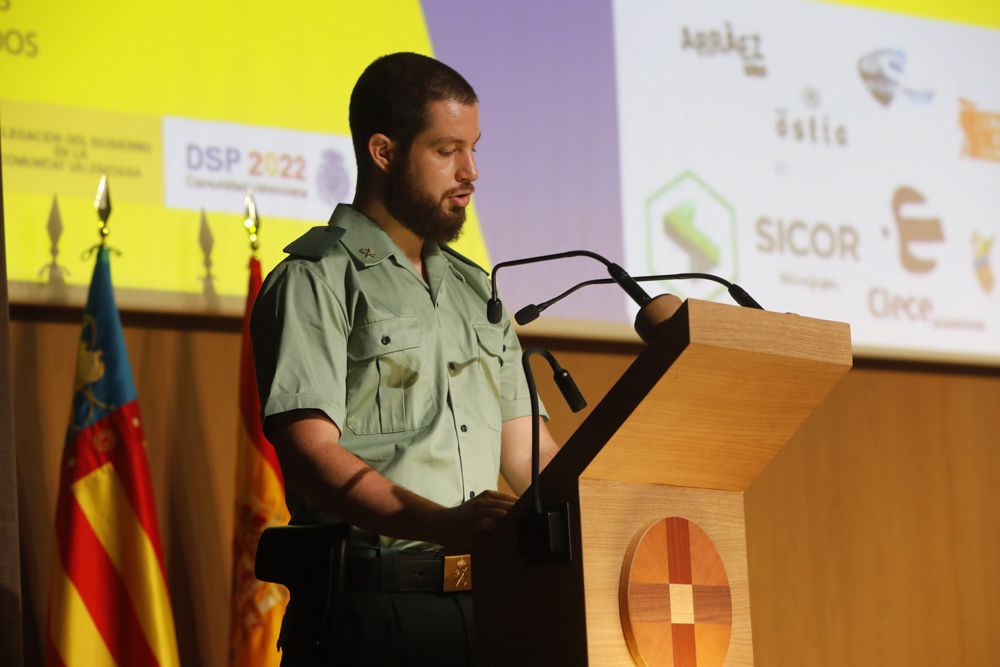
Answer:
[
  {"xmin": 776, "ymin": 87, "xmax": 847, "ymax": 147},
  {"xmin": 681, "ymin": 22, "xmax": 766, "ymax": 77},
  {"xmin": 857, "ymin": 49, "xmax": 933, "ymax": 107}
]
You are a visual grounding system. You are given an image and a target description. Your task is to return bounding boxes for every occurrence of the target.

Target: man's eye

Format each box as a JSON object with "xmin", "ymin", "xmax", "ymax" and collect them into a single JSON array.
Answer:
[{"xmin": 438, "ymin": 149, "xmax": 456, "ymax": 156}]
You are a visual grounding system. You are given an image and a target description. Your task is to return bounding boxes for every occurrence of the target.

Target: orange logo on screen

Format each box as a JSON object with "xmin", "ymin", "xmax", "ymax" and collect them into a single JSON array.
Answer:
[
  {"xmin": 960, "ymin": 98, "xmax": 1000, "ymax": 162},
  {"xmin": 620, "ymin": 517, "xmax": 732, "ymax": 667}
]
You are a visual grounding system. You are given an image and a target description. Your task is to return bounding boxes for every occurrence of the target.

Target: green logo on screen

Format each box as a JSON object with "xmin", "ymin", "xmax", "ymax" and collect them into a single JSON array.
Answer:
[{"xmin": 644, "ymin": 171, "xmax": 737, "ymax": 302}]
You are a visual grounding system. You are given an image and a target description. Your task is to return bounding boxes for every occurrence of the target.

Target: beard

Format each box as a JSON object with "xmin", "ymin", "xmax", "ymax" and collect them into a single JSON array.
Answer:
[{"xmin": 384, "ymin": 159, "xmax": 467, "ymax": 245}]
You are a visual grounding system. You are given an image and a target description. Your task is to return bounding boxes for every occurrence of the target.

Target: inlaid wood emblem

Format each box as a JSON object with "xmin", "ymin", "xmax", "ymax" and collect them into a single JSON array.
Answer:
[{"xmin": 620, "ymin": 517, "xmax": 732, "ymax": 666}]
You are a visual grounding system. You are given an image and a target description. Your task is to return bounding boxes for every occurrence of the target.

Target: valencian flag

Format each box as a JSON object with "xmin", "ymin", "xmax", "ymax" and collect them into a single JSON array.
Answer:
[
  {"xmin": 46, "ymin": 246, "xmax": 180, "ymax": 667},
  {"xmin": 229, "ymin": 254, "xmax": 290, "ymax": 666}
]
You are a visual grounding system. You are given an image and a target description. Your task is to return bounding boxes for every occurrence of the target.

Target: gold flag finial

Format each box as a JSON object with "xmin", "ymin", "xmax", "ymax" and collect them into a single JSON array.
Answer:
[
  {"xmin": 243, "ymin": 190, "xmax": 261, "ymax": 255},
  {"xmin": 94, "ymin": 175, "xmax": 112, "ymax": 244}
]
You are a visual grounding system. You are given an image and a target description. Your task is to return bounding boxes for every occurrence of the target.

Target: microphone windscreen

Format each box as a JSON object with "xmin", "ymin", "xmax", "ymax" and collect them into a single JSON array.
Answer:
[
  {"xmin": 487, "ymin": 297, "xmax": 503, "ymax": 323},
  {"xmin": 553, "ymin": 369, "xmax": 587, "ymax": 412},
  {"xmin": 514, "ymin": 304, "xmax": 540, "ymax": 326},
  {"xmin": 728, "ymin": 284, "xmax": 764, "ymax": 310}
]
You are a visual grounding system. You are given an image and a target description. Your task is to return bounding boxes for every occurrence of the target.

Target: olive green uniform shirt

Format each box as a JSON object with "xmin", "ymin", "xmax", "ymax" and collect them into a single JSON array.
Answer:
[{"xmin": 251, "ymin": 204, "xmax": 542, "ymax": 549}]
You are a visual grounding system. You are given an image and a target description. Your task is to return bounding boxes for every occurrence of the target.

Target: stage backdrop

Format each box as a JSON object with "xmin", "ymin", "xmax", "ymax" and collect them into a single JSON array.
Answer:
[{"xmin": 2, "ymin": 0, "xmax": 999, "ymax": 364}]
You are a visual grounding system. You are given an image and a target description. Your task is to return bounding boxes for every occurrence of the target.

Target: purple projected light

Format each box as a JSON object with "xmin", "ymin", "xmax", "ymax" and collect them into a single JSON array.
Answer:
[{"xmin": 422, "ymin": 0, "xmax": 629, "ymax": 324}]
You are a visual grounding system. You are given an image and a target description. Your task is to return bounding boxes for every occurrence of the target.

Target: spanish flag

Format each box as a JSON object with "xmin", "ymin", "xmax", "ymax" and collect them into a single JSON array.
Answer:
[
  {"xmin": 46, "ymin": 247, "xmax": 179, "ymax": 667},
  {"xmin": 229, "ymin": 256, "xmax": 290, "ymax": 666}
]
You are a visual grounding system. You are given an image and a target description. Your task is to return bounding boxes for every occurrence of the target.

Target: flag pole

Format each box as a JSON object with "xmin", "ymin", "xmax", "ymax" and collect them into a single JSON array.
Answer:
[{"xmin": 229, "ymin": 190, "xmax": 289, "ymax": 667}]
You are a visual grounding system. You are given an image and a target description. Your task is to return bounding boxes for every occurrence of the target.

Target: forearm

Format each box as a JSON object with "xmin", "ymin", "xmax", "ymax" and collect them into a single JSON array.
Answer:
[
  {"xmin": 276, "ymin": 432, "xmax": 447, "ymax": 544},
  {"xmin": 268, "ymin": 410, "xmax": 515, "ymax": 548},
  {"xmin": 500, "ymin": 416, "xmax": 559, "ymax": 496}
]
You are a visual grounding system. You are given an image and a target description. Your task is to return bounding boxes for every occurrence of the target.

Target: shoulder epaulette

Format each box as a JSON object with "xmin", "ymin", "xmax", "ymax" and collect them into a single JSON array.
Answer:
[
  {"xmin": 441, "ymin": 245, "xmax": 488, "ymax": 274},
  {"xmin": 283, "ymin": 226, "xmax": 347, "ymax": 260}
]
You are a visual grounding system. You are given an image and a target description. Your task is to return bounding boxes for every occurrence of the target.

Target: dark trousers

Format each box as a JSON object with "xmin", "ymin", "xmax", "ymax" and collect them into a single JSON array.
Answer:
[{"xmin": 279, "ymin": 591, "xmax": 473, "ymax": 666}]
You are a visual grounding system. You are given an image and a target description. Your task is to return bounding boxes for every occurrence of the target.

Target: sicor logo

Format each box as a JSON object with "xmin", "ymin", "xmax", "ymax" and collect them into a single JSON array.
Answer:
[
  {"xmin": 681, "ymin": 21, "xmax": 766, "ymax": 77},
  {"xmin": 645, "ymin": 171, "xmax": 737, "ymax": 301},
  {"xmin": 959, "ymin": 98, "xmax": 1000, "ymax": 163},
  {"xmin": 857, "ymin": 49, "xmax": 933, "ymax": 107},
  {"xmin": 775, "ymin": 87, "xmax": 848, "ymax": 148}
]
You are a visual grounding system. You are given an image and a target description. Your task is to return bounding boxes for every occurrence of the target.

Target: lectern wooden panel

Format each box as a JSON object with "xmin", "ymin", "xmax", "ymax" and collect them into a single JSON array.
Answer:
[{"xmin": 472, "ymin": 300, "xmax": 851, "ymax": 666}]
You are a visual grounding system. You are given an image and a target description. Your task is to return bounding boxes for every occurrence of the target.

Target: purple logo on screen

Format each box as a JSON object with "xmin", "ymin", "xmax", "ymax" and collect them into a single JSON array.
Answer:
[{"xmin": 316, "ymin": 149, "xmax": 350, "ymax": 206}]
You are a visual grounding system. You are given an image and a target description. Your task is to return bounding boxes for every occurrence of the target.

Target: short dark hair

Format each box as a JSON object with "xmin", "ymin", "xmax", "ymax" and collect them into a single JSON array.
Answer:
[{"xmin": 349, "ymin": 52, "xmax": 478, "ymax": 176}]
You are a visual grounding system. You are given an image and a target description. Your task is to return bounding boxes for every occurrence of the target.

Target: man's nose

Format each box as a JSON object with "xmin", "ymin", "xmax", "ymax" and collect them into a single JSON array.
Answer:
[{"xmin": 458, "ymin": 150, "xmax": 479, "ymax": 183}]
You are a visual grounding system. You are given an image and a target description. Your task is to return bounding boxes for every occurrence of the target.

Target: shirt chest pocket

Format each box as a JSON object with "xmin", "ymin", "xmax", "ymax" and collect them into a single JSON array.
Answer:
[
  {"xmin": 345, "ymin": 317, "xmax": 437, "ymax": 436},
  {"xmin": 473, "ymin": 324, "xmax": 504, "ymax": 432}
]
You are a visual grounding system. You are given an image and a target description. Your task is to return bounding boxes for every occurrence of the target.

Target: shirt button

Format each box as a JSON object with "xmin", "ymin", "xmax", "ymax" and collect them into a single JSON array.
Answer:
[
  {"xmin": 381, "ymin": 335, "xmax": 391, "ymax": 345},
  {"xmin": 460, "ymin": 424, "xmax": 468, "ymax": 432}
]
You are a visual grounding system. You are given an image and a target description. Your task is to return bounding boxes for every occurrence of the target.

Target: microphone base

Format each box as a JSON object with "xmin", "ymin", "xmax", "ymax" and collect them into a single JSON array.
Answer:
[
  {"xmin": 517, "ymin": 503, "xmax": 573, "ymax": 564},
  {"xmin": 634, "ymin": 293, "xmax": 683, "ymax": 343}
]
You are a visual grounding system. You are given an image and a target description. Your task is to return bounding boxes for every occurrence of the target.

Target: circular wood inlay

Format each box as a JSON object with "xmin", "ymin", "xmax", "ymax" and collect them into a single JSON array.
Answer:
[{"xmin": 620, "ymin": 517, "xmax": 732, "ymax": 667}]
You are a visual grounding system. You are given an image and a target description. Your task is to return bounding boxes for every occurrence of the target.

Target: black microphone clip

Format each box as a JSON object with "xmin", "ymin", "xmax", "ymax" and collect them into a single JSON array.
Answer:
[{"xmin": 487, "ymin": 297, "xmax": 504, "ymax": 324}]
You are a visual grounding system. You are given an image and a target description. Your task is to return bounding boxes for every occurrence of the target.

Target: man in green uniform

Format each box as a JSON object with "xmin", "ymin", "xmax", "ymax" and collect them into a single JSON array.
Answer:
[{"xmin": 251, "ymin": 52, "xmax": 559, "ymax": 665}]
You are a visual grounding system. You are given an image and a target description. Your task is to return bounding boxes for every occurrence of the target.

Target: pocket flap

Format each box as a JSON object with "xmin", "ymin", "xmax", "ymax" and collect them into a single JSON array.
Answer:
[
  {"xmin": 348, "ymin": 317, "xmax": 422, "ymax": 361},
  {"xmin": 473, "ymin": 324, "xmax": 504, "ymax": 358}
]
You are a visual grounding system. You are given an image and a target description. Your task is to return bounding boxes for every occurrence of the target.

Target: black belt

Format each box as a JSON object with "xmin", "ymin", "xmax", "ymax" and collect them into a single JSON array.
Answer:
[{"xmin": 345, "ymin": 547, "xmax": 472, "ymax": 594}]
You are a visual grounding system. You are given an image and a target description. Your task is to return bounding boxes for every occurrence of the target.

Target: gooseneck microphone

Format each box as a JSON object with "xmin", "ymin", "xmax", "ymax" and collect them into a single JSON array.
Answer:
[
  {"xmin": 515, "ymin": 272, "xmax": 764, "ymax": 325},
  {"xmin": 487, "ymin": 250, "xmax": 653, "ymax": 324},
  {"xmin": 518, "ymin": 346, "xmax": 586, "ymax": 564}
]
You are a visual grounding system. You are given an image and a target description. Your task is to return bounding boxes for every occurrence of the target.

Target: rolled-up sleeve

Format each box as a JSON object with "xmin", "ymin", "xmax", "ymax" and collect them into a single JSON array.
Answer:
[{"xmin": 250, "ymin": 261, "xmax": 348, "ymax": 431}]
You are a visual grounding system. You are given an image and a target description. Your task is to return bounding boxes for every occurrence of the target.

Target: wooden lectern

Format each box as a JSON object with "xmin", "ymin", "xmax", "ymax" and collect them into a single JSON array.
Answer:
[{"xmin": 472, "ymin": 299, "xmax": 852, "ymax": 665}]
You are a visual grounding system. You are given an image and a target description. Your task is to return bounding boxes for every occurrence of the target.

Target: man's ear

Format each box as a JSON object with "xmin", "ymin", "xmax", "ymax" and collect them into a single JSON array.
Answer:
[{"xmin": 367, "ymin": 133, "xmax": 396, "ymax": 175}]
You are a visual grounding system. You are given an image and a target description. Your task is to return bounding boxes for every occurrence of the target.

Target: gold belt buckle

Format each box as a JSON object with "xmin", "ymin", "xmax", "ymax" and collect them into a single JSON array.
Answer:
[{"xmin": 443, "ymin": 554, "xmax": 472, "ymax": 592}]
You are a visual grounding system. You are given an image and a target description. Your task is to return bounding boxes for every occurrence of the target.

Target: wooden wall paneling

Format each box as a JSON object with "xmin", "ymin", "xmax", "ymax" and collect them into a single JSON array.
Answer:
[{"xmin": 745, "ymin": 368, "xmax": 1000, "ymax": 666}]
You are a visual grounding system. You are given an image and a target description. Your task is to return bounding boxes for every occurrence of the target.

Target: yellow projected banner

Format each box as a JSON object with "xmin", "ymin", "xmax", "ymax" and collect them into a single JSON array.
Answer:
[
  {"xmin": 0, "ymin": 0, "xmax": 491, "ymax": 313},
  {"xmin": 826, "ymin": 0, "xmax": 1000, "ymax": 29}
]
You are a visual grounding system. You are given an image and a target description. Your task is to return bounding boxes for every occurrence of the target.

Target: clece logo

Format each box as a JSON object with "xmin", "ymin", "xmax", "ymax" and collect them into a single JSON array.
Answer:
[
  {"xmin": 776, "ymin": 87, "xmax": 848, "ymax": 148},
  {"xmin": 857, "ymin": 49, "xmax": 933, "ymax": 107},
  {"xmin": 959, "ymin": 99, "xmax": 1000, "ymax": 163},
  {"xmin": 890, "ymin": 186, "xmax": 944, "ymax": 273},
  {"xmin": 973, "ymin": 232, "xmax": 995, "ymax": 294},
  {"xmin": 645, "ymin": 171, "xmax": 737, "ymax": 301},
  {"xmin": 869, "ymin": 186, "xmax": 984, "ymax": 331},
  {"xmin": 681, "ymin": 21, "xmax": 766, "ymax": 77}
]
